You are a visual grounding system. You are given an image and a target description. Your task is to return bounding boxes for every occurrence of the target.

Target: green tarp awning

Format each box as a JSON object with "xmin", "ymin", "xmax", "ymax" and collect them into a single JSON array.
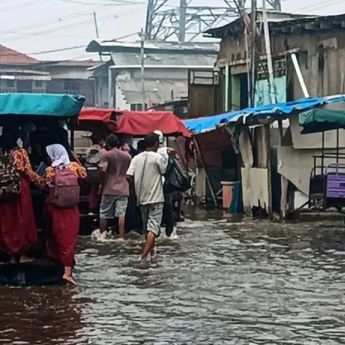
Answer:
[
  {"xmin": 299, "ymin": 108, "xmax": 345, "ymax": 134},
  {"xmin": 0, "ymin": 93, "xmax": 85, "ymax": 117}
]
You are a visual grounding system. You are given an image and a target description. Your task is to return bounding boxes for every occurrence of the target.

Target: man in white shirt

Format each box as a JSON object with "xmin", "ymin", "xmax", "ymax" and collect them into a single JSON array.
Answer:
[{"xmin": 126, "ymin": 133, "xmax": 167, "ymax": 261}]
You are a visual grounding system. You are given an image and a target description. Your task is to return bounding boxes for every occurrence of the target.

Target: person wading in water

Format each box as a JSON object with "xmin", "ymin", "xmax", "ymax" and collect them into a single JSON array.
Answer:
[{"xmin": 126, "ymin": 133, "xmax": 170, "ymax": 261}]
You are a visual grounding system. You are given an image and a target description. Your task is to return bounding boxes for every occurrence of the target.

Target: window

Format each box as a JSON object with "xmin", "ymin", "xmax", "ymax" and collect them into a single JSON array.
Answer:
[
  {"xmin": 64, "ymin": 79, "xmax": 79, "ymax": 94},
  {"xmin": 130, "ymin": 103, "xmax": 146, "ymax": 111},
  {"xmin": 34, "ymin": 80, "xmax": 43, "ymax": 88},
  {"xmin": 6, "ymin": 79, "xmax": 14, "ymax": 88}
]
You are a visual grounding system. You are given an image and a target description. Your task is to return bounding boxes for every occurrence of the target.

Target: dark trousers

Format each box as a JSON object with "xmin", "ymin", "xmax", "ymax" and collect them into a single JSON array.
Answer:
[{"xmin": 163, "ymin": 193, "xmax": 174, "ymax": 237}]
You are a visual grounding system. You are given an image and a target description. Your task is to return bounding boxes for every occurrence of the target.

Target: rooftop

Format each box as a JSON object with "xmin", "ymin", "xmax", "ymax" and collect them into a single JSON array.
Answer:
[
  {"xmin": 0, "ymin": 44, "xmax": 37, "ymax": 65},
  {"xmin": 205, "ymin": 10, "xmax": 322, "ymax": 39},
  {"xmin": 36, "ymin": 60, "xmax": 99, "ymax": 68},
  {"xmin": 86, "ymin": 40, "xmax": 219, "ymax": 55}
]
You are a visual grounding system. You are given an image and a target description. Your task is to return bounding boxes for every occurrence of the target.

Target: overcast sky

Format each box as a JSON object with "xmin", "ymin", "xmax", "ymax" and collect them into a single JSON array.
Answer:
[{"xmin": 0, "ymin": 0, "xmax": 344, "ymax": 61}]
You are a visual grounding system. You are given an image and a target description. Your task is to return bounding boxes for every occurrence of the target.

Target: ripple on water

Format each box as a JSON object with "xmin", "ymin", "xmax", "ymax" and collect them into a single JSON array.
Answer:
[{"xmin": 1, "ymin": 217, "xmax": 345, "ymax": 344}]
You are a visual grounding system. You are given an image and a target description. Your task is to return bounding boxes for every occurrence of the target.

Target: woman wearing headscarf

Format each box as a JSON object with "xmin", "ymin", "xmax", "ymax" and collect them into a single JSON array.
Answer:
[
  {"xmin": 44, "ymin": 144, "xmax": 86, "ymax": 286},
  {"xmin": 0, "ymin": 125, "xmax": 45, "ymax": 263}
]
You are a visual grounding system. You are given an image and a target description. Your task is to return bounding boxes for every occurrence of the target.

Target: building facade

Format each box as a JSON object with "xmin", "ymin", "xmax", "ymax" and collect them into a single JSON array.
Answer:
[{"xmin": 190, "ymin": 12, "xmax": 345, "ymax": 215}]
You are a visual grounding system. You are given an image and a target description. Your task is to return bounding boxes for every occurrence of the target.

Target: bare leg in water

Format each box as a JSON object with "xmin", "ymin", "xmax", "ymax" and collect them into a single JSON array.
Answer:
[
  {"xmin": 141, "ymin": 231, "xmax": 156, "ymax": 261},
  {"xmin": 99, "ymin": 218, "xmax": 108, "ymax": 234},
  {"xmin": 63, "ymin": 266, "xmax": 77, "ymax": 286},
  {"xmin": 118, "ymin": 216, "xmax": 125, "ymax": 240}
]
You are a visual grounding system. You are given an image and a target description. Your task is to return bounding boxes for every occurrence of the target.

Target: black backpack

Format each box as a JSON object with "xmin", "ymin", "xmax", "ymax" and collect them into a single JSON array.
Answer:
[
  {"xmin": 85, "ymin": 147, "xmax": 102, "ymax": 184},
  {"xmin": 164, "ymin": 157, "xmax": 190, "ymax": 193}
]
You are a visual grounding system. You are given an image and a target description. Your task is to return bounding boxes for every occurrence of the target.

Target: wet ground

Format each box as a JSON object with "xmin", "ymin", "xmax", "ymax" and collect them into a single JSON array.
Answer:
[{"xmin": 2, "ymin": 213, "xmax": 345, "ymax": 344}]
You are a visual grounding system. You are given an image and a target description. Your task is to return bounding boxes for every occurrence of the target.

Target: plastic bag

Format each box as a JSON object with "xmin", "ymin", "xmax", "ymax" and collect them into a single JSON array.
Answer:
[{"xmin": 164, "ymin": 158, "xmax": 191, "ymax": 193}]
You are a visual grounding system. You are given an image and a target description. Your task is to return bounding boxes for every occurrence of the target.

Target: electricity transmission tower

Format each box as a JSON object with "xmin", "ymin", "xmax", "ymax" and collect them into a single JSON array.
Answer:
[{"xmin": 145, "ymin": 0, "xmax": 282, "ymax": 42}]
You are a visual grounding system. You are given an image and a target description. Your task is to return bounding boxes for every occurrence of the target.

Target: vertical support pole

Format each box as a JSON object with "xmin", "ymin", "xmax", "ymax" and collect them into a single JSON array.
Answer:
[
  {"xmin": 321, "ymin": 131, "xmax": 325, "ymax": 175},
  {"xmin": 291, "ymin": 53, "xmax": 310, "ymax": 98},
  {"xmin": 278, "ymin": 119, "xmax": 288, "ymax": 218},
  {"xmin": 225, "ymin": 64, "xmax": 229, "ymax": 112},
  {"xmin": 262, "ymin": 2, "xmax": 276, "ymax": 104},
  {"xmin": 265, "ymin": 124, "xmax": 273, "ymax": 218},
  {"xmin": 250, "ymin": 0, "xmax": 257, "ymax": 107},
  {"xmin": 194, "ymin": 135, "xmax": 218, "ymax": 208},
  {"xmin": 179, "ymin": 0, "xmax": 187, "ymax": 42},
  {"xmin": 336, "ymin": 128, "xmax": 339, "ymax": 164},
  {"xmin": 244, "ymin": 27, "xmax": 251, "ymax": 107},
  {"xmin": 93, "ymin": 12, "xmax": 102, "ymax": 62},
  {"xmin": 108, "ymin": 67, "xmax": 113, "ymax": 108},
  {"xmin": 140, "ymin": 28, "xmax": 146, "ymax": 110}
]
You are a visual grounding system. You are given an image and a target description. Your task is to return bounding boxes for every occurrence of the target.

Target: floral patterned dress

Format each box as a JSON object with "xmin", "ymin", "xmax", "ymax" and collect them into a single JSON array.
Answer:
[{"xmin": 0, "ymin": 148, "xmax": 45, "ymax": 256}]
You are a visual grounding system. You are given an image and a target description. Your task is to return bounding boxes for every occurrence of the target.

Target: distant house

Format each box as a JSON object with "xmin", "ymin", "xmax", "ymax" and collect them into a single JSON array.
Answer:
[
  {"xmin": 0, "ymin": 44, "xmax": 50, "ymax": 93},
  {"xmin": 86, "ymin": 40, "xmax": 218, "ymax": 110},
  {"xmin": 33, "ymin": 60, "xmax": 99, "ymax": 106},
  {"xmin": 0, "ymin": 44, "xmax": 99, "ymax": 106}
]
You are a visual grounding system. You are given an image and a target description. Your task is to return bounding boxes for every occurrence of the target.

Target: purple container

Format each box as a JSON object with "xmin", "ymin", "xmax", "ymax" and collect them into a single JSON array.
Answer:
[{"xmin": 326, "ymin": 164, "xmax": 345, "ymax": 198}]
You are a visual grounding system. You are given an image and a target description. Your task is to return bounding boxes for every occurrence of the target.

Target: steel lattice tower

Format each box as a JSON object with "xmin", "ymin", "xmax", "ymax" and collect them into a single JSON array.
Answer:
[{"xmin": 145, "ymin": 0, "xmax": 282, "ymax": 42}]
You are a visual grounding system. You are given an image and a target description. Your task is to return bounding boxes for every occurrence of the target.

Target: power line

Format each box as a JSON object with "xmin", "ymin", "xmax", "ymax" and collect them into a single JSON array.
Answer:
[
  {"xmin": 2, "ymin": 12, "xmax": 120, "ymax": 43},
  {"xmin": 0, "ymin": 0, "xmax": 143, "ymax": 38}
]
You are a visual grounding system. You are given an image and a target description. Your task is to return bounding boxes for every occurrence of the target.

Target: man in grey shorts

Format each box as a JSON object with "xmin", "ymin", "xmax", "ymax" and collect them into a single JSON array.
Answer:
[
  {"xmin": 98, "ymin": 134, "xmax": 131, "ymax": 240},
  {"xmin": 126, "ymin": 133, "xmax": 167, "ymax": 260}
]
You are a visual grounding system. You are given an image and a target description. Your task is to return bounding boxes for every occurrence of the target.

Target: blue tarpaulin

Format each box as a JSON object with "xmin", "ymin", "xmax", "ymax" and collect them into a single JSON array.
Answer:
[
  {"xmin": 184, "ymin": 95, "xmax": 345, "ymax": 134},
  {"xmin": 0, "ymin": 93, "xmax": 85, "ymax": 117}
]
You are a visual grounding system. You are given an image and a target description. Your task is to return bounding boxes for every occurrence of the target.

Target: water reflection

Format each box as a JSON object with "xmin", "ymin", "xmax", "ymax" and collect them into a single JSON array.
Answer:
[
  {"xmin": 1, "ymin": 215, "xmax": 345, "ymax": 344},
  {"xmin": 0, "ymin": 286, "xmax": 86, "ymax": 344}
]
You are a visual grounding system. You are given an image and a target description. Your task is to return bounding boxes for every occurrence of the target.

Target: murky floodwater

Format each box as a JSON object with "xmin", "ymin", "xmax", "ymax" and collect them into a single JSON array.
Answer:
[{"xmin": 2, "ymin": 213, "xmax": 345, "ymax": 344}]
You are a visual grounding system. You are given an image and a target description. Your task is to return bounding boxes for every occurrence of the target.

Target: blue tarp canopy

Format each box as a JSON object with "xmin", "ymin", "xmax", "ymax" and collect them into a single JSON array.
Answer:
[
  {"xmin": 184, "ymin": 95, "xmax": 345, "ymax": 134},
  {"xmin": 0, "ymin": 93, "xmax": 85, "ymax": 117}
]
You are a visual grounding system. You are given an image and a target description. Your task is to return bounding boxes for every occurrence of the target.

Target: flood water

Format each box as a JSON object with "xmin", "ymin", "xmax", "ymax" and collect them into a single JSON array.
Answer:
[{"xmin": 2, "ymin": 213, "xmax": 345, "ymax": 344}]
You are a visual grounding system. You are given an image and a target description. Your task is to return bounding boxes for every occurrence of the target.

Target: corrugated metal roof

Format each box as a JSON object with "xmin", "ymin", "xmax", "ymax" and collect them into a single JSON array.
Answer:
[
  {"xmin": 0, "ymin": 44, "xmax": 37, "ymax": 65},
  {"xmin": 204, "ymin": 12, "xmax": 345, "ymax": 39},
  {"xmin": 87, "ymin": 40, "xmax": 219, "ymax": 54},
  {"xmin": 111, "ymin": 51, "xmax": 216, "ymax": 67},
  {"xmin": 38, "ymin": 60, "xmax": 98, "ymax": 67}
]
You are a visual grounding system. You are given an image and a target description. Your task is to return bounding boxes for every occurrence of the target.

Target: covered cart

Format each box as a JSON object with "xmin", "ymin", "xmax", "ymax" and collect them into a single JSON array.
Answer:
[
  {"xmin": 0, "ymin": 93, "xmax": 85, "ymax": 285},
  {"xmin": 300, "ymin": 107, "xmax": 345, "ymax": 210}
]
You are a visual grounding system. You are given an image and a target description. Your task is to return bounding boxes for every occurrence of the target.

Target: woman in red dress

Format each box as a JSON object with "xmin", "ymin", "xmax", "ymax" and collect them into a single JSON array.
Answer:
[
  {"xmin": 0, "ymin": 129, "xmax": 45, "ymax": 263},
  {"xmin": 44, "ymin": 144, "xmax": 86, "ymax": 286}
]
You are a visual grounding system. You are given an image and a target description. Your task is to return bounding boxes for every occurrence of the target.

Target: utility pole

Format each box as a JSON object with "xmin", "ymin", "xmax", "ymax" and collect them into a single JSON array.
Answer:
[
  {"xmin": 179, "ymin": 0, "xmax": 187, "ymax": 42},
  {"xmin": 93, "ymin": 12, "xmax": 102, "ymax": 62},
  {"xmin": 140, "ymin": 28, "xmax": 146, "ymax": 110},
  {"xmin": 250, "ymin": 0, "xmax": 257, "ymax": 107},
  {"xmin": 262, "ymin": 0, "xmax": 276, "ymax": 104},
  {"xmin": 93, "ymin": 12, "xmax": 100, "ymax": 39}
]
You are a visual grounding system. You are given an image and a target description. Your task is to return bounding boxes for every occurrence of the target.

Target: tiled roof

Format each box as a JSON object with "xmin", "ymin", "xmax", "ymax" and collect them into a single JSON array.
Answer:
[{"xmin": 0, "ymin": 44, "xmax": 37, "ymax": 65}]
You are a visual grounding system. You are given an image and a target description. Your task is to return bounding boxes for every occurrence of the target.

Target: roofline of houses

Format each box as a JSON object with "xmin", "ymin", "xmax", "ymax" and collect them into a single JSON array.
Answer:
[
  {"xmin": 205, "ymin": 12, "xmax": 345, "ymax": 39},
  {"xmin": 86, "ymin": 40, "xmax": 219, "ymax": 55}
]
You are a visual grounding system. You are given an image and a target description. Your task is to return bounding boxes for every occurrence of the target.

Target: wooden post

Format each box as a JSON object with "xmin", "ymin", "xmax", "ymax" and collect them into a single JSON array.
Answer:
[
  {"xmin": 265, "ymin": 124, "xmax": 273, "ymax": 218},
  {"xmin": 193, "ymin": 135, "xmax": 218, "ymax": 208},
  {"xmin": 278, "ymin": 119, "xmax": 288, "ymax": 219}
]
